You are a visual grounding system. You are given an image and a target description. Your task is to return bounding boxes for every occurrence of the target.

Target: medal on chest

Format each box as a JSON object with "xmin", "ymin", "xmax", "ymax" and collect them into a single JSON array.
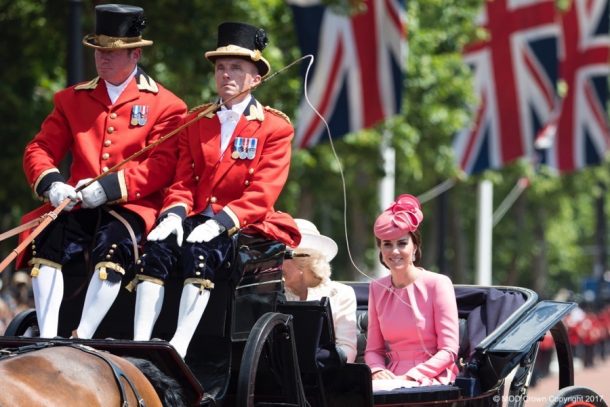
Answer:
[
  {"xmin": 231, "ymin": 137, "xmax": 244, "ymax": 159},
  {"xmin": 231, "ymin": 136, "xmax": 259, "ymax": 160},
  {"xmin": 131, "ymin": 105, "xmax": 149, "ymax": 126},
  {"xmin": 247, "ymin": 138, "xmax": 258, "ymax": 160}
]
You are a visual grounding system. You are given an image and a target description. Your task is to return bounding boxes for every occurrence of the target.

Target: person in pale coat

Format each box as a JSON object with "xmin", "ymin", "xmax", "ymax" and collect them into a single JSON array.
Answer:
[
  {"xmin": 365, "ymin": 194, "xmax": 459, "ymax": 387},
  {"xmin": 282, "ymin": 218, "xmax": 358, "ymax": 363}
]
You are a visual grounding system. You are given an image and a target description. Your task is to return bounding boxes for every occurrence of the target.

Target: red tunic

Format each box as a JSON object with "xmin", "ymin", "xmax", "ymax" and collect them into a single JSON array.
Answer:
[
  {"xmin": 160, "ymin": 99, "xmax": 296, "ymax": 243},
  {"xmin": 18, "ymin": 70, "xmax": 186, "ymax": 268}
]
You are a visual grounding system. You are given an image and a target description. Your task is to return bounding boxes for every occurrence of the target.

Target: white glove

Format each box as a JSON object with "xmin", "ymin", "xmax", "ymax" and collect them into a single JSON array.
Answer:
[
  {"xmin": 46, "ymin": 182, "xmax": 80, "ymax": 211},
  {"xmin": 186, "ymin": 219, "xmax": 223, "ymax": 243},
  {"xmin": 76, "ymin": 178, "xmax": 108, "ymax": 209},
  {"xmin": 147, "ymin": 214, "xmax": 184, "ymax": 246}
]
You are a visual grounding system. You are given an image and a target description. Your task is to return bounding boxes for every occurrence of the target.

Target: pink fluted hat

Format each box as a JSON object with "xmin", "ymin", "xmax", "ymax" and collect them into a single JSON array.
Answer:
[{"xmin": 374, "ymin": 194, "xmax": 424, "ymax": 240}]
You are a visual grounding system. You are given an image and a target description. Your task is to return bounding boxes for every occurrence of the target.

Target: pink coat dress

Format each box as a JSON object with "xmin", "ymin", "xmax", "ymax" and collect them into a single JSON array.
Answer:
[{"xmin": 364, "ymin": 270, "xmax": 459, "ymax": 385}]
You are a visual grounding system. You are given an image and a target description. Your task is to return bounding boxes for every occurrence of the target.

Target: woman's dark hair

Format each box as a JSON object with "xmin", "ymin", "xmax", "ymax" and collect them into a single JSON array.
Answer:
[{"xmin": 376, "ymin": 230, "xmax": 422, "ymax": 269}]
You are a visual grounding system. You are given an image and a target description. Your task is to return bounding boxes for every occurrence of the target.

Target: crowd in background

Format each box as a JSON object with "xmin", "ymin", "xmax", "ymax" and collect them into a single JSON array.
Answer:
[{"xmin": 0, "ymin": 271, "xmax": 34, "ymax": 335}]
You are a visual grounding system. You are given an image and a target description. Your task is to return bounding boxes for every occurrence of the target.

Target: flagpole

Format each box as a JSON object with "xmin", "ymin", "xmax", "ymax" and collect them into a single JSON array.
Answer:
[
  {"xmin": 476, "ymin": 180, "xmax": 493, "ymax": 285},
  {"xmin": 376, "ymin": 129, "xmax": 395, "ymax": 278},
  {"xmin": 593, "ymin": 182, "xmax": 607, "ymax": 308}
]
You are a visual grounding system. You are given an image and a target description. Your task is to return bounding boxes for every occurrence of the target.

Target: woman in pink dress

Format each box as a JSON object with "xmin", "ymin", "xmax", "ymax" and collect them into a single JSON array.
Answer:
[{"xmin": 365, "ymin": 194, "xmax": 459, "ymax": 387}]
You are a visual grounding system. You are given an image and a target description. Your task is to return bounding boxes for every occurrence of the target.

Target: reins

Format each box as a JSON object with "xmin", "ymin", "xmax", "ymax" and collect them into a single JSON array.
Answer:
[{"xmin": 0, "ymin": 55, "xmax": 308, "ymax": 274}]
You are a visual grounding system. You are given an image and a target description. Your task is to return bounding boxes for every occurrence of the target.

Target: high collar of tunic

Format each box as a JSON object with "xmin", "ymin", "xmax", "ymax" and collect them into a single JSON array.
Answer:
[{"xmin": 105, "ymin": 66, "xmax": 137, "ymax": 104}]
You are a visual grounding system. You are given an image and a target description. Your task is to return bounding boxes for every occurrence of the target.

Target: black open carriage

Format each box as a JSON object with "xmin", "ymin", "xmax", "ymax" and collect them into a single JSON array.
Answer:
[{"xmin": 1, "ymin": 233, "xmax": 606, "ymax": 406}]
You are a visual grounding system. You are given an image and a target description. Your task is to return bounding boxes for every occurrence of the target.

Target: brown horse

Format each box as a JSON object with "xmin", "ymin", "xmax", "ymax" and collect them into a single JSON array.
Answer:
[{"xmin": 0, "ymin": 343, "xmax": 187, "ymax": 407}]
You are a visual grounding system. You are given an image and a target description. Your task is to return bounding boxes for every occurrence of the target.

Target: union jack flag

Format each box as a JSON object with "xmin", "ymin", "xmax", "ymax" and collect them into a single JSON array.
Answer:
[
  {"xmin": 288, "ymin": 0, "xmax": 407, "ymax": 148},
  {"xmin": 454, "ymin": 0, "xmax": 559, "ymax": 174},
  {"xmin": 535, "ymin": 0, "xmax": 610, "ymax": 172}
]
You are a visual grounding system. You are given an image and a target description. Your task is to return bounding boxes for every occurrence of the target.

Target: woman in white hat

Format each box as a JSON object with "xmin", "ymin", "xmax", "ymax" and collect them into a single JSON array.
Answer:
[{"xmin": 282, "ymin": 219, "xmax": 358, "ymax": 363}]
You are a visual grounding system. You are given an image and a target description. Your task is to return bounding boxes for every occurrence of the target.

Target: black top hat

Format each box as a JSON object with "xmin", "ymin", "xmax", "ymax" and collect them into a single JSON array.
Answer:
[
  {"xmin": 205, "ymin": 22, "xmax": 270, "ymax": 77},
  {"xmin": 83, "ymin": 4, "xmax": 153, "ymax": 50}
]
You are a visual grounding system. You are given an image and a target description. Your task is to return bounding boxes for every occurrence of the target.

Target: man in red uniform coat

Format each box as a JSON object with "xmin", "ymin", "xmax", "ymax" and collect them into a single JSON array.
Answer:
[
  {"xmin": 130, "ymin": 22, "xmax": 297, "ymax": 358},
  {"xmin": 21, "ymin": 4, "xmax": 186, "ymax": 338}
]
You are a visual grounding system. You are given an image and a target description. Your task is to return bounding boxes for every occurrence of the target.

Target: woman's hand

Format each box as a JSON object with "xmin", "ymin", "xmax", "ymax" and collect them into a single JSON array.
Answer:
[
  {"xmin": 396, "ymin": 373, "xmax": 434, "ymax": 386},
  {"xmin": 372, "ymin": 369, "xmax": 397, "ymax": 380}
]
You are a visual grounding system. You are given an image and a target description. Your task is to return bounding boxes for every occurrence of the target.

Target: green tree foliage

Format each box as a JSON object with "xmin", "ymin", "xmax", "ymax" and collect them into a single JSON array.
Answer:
[
  {"xmin": 0, "ymin": 1, "xmax": 67, "ymax": 263},
  {"xmin": 1, "ymin": 0, "xmax": 608, "ymax": 300}
]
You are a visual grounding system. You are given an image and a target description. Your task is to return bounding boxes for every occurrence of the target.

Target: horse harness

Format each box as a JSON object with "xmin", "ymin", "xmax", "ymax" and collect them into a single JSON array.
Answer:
[{"xmin": 0, "ymin": 341, "xmax": 146, "ymax": 407}]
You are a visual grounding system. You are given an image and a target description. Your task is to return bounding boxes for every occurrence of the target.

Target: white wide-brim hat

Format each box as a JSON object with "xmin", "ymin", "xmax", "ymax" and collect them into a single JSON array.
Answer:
[{"xmin": 293, "ymin": 218, "xmax": 338, "ymax": 262}]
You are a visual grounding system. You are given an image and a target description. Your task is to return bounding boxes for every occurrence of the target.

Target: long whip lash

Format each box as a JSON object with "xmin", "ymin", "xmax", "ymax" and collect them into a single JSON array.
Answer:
[{"xmin": 300, "ymin": 55, "xmax": 435, "ymax": 360}]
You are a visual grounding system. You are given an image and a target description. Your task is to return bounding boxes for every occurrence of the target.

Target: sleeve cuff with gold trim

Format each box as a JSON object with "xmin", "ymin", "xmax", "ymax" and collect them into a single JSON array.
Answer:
[
  {"xmin": 213, "ymin": 207, "xmax": 239, "ymax": 235},
  {"xmin": 98, "ymin": 169, "xmax": 127, "ymax": 203},
  {"xmin": 160, "ymin": 205, "xmax": 187, "ymax": 221},
  {"xmin": 35, "ymin": 169, "xmax": 65, "ymax": 196}
]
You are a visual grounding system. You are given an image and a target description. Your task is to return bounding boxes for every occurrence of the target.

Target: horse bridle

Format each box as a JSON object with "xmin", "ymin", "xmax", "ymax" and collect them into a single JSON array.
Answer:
[{"xmin": 0, "ymin": 342, "xmax": 146, "ymax": 407}]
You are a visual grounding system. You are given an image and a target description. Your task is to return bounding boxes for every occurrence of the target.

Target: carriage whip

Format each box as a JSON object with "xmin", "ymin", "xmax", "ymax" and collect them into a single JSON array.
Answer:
[{"xmin": 0, "ymin": 55, "xmax": 310, "ymax": 274}]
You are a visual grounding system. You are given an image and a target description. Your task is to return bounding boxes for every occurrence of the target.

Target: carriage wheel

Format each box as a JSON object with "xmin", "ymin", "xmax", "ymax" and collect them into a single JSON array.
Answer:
[
  {"xmin": 236, "ymin": 312, "xmax": 306, "ymax": 407},
  {"xmin": 545, "ymin": 386, "xmax": 607, "ymax": 407},
  {"xmin": 4, "ymin": 308, "xmax": 39, "ymax": 337}
]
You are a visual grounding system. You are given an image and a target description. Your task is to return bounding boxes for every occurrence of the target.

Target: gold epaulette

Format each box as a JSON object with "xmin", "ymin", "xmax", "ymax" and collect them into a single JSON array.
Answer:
[
  {"xmin": 74, "ymin": 77, "xmax": 100, "ymax": 91},
  {"xmin": 264, "ymin": 106, "xmax": 291, "ymax": 124},
  {"xmin": 136, "ymin": 74, "xmax": 159, "ymax": 93},
  {"xmin": 188, "ymin": 102, "xmax": 218, "ymax": 118}
]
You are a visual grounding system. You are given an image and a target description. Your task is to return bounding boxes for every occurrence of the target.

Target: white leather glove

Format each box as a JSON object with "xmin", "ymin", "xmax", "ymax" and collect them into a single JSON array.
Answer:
[
  {"xmin": 186, "ymin": 219, "xmax": 224, "ymax": 243},
  {"xmin": 46, "ymin": 182, "xmax": 80, "ymax": 211},
  {"xmin": 147, "ymin": 214, "xmax": 184, "ymax": 246},
  {"xmin": 76, "ymin": 178, "xmax": 108, "ymax": 209}
]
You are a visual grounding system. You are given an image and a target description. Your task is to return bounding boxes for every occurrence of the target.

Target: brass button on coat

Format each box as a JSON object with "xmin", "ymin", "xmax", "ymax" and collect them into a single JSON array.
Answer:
[{"xmin": 102, "ymin": 153, "xmax": 110, "ymax": 160}]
